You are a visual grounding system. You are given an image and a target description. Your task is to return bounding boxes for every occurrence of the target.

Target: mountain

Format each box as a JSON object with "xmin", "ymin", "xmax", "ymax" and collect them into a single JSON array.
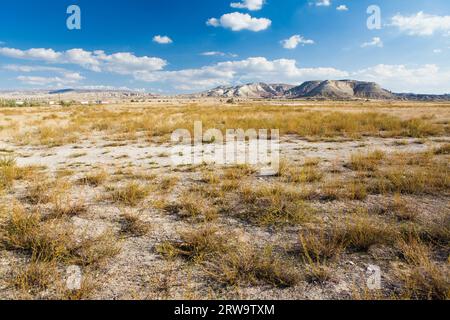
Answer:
[
  {"xmin": 395, "ymin": 93, "xmax": 450, "ymax": 101},
  {"xmin": 199, "ymin": 82, "xmax": 295, "ymax": 98},
  {"xmin": 285, "ymin": 80, "xmax": 395, "ymax": 99},
  {"xmin": 198, "ymin": 80, "xmax": 450, "ymax": 101}
]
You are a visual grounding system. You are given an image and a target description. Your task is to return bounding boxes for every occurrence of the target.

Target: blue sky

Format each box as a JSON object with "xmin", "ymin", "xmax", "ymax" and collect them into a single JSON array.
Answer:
[{"xmin": 0, "ymin": 0, "xmax": 449, "ymax": 94}]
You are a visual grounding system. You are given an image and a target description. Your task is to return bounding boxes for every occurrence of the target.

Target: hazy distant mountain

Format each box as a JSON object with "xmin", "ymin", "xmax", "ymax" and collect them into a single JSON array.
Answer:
[
  {"xmin": 395, "ymin": 93, "xmax": 450, "ymax": 101},
  {"xmin": 196, "ymin": 80, "xmax": 449, "ymax": 101},
  {"xmin": 199, "ymin": 82, "xmax": 295, "ymax": 98},
  {"xmin": 0, "ymin": 88, "xmax": 156, "ymax": 101}
]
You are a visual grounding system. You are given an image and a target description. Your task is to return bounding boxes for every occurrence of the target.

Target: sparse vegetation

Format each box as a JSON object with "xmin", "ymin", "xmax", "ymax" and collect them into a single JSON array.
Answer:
[
  {"xmin": 0, "ymin": 101, "xmax": 449, "ymax": 300},
  {"xmin": 120, "ymin": 211, "xmax": 151, "ymax": 237},
  {"xmin": 108, "ymin": 182, "xmax": 151, "ymax": 206}
]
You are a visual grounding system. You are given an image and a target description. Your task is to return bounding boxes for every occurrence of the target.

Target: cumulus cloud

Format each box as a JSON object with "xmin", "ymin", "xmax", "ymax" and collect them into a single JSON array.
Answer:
[
  {"xmin": 336, "ymin": 5, "xmax": 348, "ymax": 11},
  {"xmin": 4, "ymin": 64, "xmax": 85, "ymax": 87},
  {"xmin": 17, "ymin": 72, "xmax": 84, "ymax": 86},
  {"xmin": 134, "ymin": 56, "xmax": 348, "ymax": 90},
  {"xmin": 315, "ymin": 0, "xmax": 331, "ymax": 7},
  {"xmin": 390, "ymin": 12, "xmax": 450, "ymax": 36},
  {"xmin": 230, "ymin": 0, "xmax": 265, "ymax": 11},
  {"xmin": 353, "ymin": 64, "xmax": 450, "ymax": 94},
  {"xmin": 361, "ymin": 37, "xmax": 383, "ymax": 48},
  {"xmin": 207, "ymin": 12, "xmax": 271, "ymax": 32},
  {"xmin": 153, "ymin": 35, "xmax": 173, "ymax": 44},
  {"xmin": 0, "ymin": 47, "xmax": 167, "ymax": 75},
  {"xmin": 281, "ymin": 35, "xmax": 315, "ymax": 49},
  {"xmin": 0, "ymin": 47, "xmax": 62, "ymax": 62}
]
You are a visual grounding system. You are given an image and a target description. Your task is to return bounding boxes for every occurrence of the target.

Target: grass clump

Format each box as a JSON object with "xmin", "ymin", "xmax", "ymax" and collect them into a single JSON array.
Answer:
[
  {"xmin": 79, "ymin": 170, "xmax": 109, "ymax": 187},
  {"xmin": 298, "ymin": 228, "xmax": 345, "ymax": 262},
  {"xmin": 0, "ymin": 204, "xmax": 120, "ymax": 266},
  {"xmin": 120, "ymin": 211, "xmax": 151, "ymax": 237},
  {"xmin": 175, "ymin": 192, "xmax": 218, "ymax": 221},
  {"xmin": 223, "ymin": 164, "xmax": 256, "ymax": 180},
  {"xmin": 108, "ymin": 182, "xmax": 151, "ymax": 206},
  {"xmin": 12, "ymin": 262, "xmax": 56, "ymax": 294},
  {"xmin": 396, "ymin": 238, "xmax": 449, "ymax": 300},
  {"xmin": 369, "ymin": 163, "xmax": 449, "ymax": 195},
  {"xmin": 157, "ymin": 226, "xmax": 228, "ymax": 262},
  {"xmin": 158, "ymin": 227, "xmax": 299, "ymax": 288},
  {"xmin": 48, "ymin": 198, "xmax": 87, "ymax": 220},
  {"xmin": 236, "ymin": 183, "xmax": 314, "ymax": 226},
  {"xmin": 0, "ymin": 157, "xmax": 43, "ymax": 191},
  {"xmin": 334, "ymin": 210, "xmax": 398, "ymax": 251},
  {"xmin": 280, "ymin": 160, "xmax": 323, "ymax": 183},
  {"xmin": 206, "ymin": 245, "xmax": 299, "ymax": 288},
  {"xmin": 347, "ymin": 150, "xmax": 385, "ymax": 172}
]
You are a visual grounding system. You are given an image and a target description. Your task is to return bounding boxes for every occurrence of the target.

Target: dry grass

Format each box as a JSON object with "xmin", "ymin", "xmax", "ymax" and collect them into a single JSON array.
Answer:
[
  {"xmin": 79, "ymin": 170, "xmax": 109, "ymax": 187},
  {"xmin": 280, "ymin": 160, "xmax": 323, "ymax": 183},
  {"xmin": 176, "ymin": 192, "xmax": 218, "ymax": 221},
  {"xmin": 298, "ymin": 228, "xmax": 345, "ymax": 262},
  {"xmin": 1, "ymin": 103, "xmax": 449, "ymax": 300},
  {"xmin": 12, "ymin": 261, "xmax": 56, "ymax": 294},
  {"xmin": 120, "ymin": 211, "xmax": 151, "ymax": 237},
  {"xmin": 347, "ymin": 150, "xmax": 385, "ymax": 171},
  {"xmin": 12, "ymin": 105, "xmax": 446, "ymax": 147},
  {"xmin": 237, "ymin": 183, "xmax": 315, "ymax": 226},
  {"xmin": 434, "ymin": 143, "xmax": 450, "ymax": 155},
  {"xmin": 159, "ymin": 176, "xmax": 179, "ymax": 192},
  {"xmin": 320, "ymin": 180, "xmax": 368, "ymax": 201},
  {"xmin": 0, "ymin": 204, "xmax": 120, "ymax": 266},
  {"xmin": 23, "ymin": 178, "xmax": 70, "ymax": 205},
  {"xmin": 330, "ymin": 210, "xmax": 398, "ymax": 252},
  {"xmin": 158, "ymin": 227, "xmax": 299, "ymax": 288},
  {"xmin": 48, "ymin": 198, "xmax": 88, "ymax": 220},
  {"xmin": 0, "ymin": 157, "xmax": 43, "ymax": 191},
  {"xmin": 108, "ymin": 182, "xmax": 151, "ymax": 206},
  {"xmin": 396, "ymin": 237, "xmax": 449, "ymax": 300},
  {"xmin": 157, "ymin": 226, "xmax": 228, "ymax": 262},
  {"xmin": 205, "ymin": 245, "xmax": 299, "ymax": 288},
  {"xmin": 368, "ymin": 162, "xmax": 449, "ymax": 195}
]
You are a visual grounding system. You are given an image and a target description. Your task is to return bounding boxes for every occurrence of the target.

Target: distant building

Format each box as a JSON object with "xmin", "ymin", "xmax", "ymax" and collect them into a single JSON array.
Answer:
[
  {"xmin": 80, "ymin": 101, "xmax": 90, "ymax": 105},
  {"xmin": 15, "ymin": 101, "xmax": 24, "ymax": 106}
]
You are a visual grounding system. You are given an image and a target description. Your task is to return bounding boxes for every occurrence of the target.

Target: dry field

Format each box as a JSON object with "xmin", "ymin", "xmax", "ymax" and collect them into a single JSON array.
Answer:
[{"xmin": 0, "ymin": 100, "xmax": 449, "ymax": 300}]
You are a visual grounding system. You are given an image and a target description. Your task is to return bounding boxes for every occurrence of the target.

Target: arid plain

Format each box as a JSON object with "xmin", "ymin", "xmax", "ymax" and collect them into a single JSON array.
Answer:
[{"xmin": 0, "ymin": 100, "xmax": 449, "ymax": 300}]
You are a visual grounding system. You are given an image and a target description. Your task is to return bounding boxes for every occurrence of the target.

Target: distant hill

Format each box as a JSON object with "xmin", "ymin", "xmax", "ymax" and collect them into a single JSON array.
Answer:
[
  {"xmin": 199, "ymin": 82, "xmax": 295, "ymax": 98},
  {"xmin": 285, "ymin": 80, "xmax": 395, "ymax": 99},
  {"xmin": 195, "ymin": 80, "xmax": 450, "ymax": 101}
]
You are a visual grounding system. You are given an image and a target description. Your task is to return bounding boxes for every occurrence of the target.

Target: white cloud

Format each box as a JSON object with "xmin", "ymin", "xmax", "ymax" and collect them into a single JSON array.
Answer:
[
  {"xmin": 5, "ymin": 64, "xmax": 85, "ymax": 87},
  {"xmin": 201, "ymin": 51, "xmax": 226, "ymax": 56},
  {"xmin": 336, "ymin": 5, "xmax": 348, "ymax": 11},
  {"xmin": 17, "ymin": 72, "xmax": 84, "ymax": 86},
  {"xmin": 3, "ymin": 64, "xmax": 67, "ymax": 73},
  {"xmin": 207, "ymin": 12, "xmax": 271, "ymax": 32},
  {"xmin": 353, "ymin": 64, "xmax": 450, "ymax": 94},
  {"xmin": 281, "ymin": 35, "xmax": 315, "ymax": 49},
  {"xmin": 0, "ymin": 47, "xmax": 167, "ymax": 75},
  {"xmin": 201, "ymin": 51, "xmax": 238, "ymax": 58},
  {"xmin": 0, "ymin": 47, "xmax": 62, "ymax": 62},
  {"xmin": 230, "ymin": 0, "xmax": 265, "ymax": 11},
  {"xmin": 361, "ymin": 37, "xmax": 383, "ymax": 48},
  {"xmin": 316, "ymin": 0, "xmax": 331, "ymax": 7},
  {"xmin": 134, "ymin": 56, "xmax": 348, "ymax": 90},
  {"xmin": 390, "ymin": 12, "xmax": 450, "ymax": 36},
  {"xmin": 153, "ymin": 35, "xmax": 173, "ymax": 44}
]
